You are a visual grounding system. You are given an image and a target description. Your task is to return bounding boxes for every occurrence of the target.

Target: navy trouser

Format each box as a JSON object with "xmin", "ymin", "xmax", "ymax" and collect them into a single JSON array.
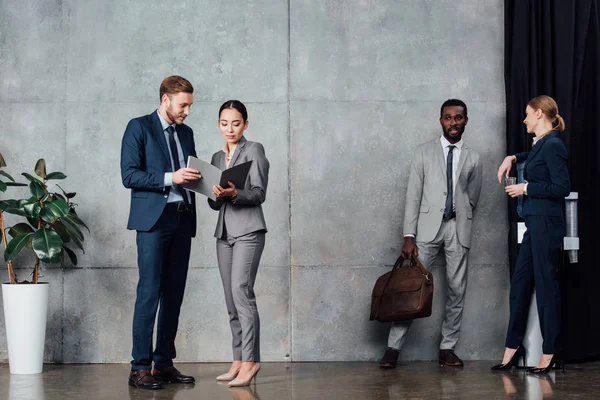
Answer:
[
  {"xmin": 131, "ymin": 207, "xmax": 193, "ymax": 371},
  {"xmin": 505, "ymin": 215, "xmax": 564, "ymax": 354}
]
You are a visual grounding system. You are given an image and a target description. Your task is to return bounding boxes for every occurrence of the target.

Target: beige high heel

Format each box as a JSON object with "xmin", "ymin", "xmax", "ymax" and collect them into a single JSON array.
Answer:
[
  {"xmin": 228, "ymin": 363, "xmax": 261, "ymax": 387},
  {"xmin": 216, "ymin": 366, "xmax": 241, "ymax": 381}
]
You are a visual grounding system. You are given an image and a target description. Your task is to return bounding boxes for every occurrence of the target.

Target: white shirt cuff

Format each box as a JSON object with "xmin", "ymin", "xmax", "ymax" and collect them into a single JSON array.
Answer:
[{"xmin": 164, "ymin": 173, "xmax": 173, "ymax": 187}]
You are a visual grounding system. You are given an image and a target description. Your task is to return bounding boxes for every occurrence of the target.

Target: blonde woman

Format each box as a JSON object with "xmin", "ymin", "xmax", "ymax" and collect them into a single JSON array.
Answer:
[{"xmin": 493, "ymin": 95, "xmax": 570, "ymax": 373}]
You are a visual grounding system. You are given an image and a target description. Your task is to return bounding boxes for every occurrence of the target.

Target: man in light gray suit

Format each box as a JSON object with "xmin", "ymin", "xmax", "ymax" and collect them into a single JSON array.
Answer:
[{"xmin": 379, "ymin": 99, "xmax": 482, "ymax": 369}]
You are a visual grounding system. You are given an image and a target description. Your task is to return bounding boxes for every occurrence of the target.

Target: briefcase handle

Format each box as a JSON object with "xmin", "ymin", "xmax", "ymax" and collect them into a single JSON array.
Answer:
[
  {"xmin": 392, "ymin": 254, "xmax": 417, "ymax": 269},
  {"xmin": 392, "ymin": 254, "xmax": 431, "ymax": 278}
]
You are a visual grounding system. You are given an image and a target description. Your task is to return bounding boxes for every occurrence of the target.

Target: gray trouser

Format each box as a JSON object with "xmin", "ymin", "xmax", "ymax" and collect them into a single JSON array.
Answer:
[
  {"xmin": 388, "ymin": 219, "xmax": 469, "ymax": 351},
  {"xmin": 216, "ymin": 231, "xmax": 266, "ymax": 362}
]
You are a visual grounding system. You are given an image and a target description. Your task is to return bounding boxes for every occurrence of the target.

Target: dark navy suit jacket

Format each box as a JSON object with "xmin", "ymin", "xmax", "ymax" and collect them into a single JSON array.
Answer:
[
  {"xmin": 515, "ymin": 131, "xmax": 570, "ymax": 218},
  {"xmin": 120, "ymin": 110, "xmax": 197, "ymax": 236}
]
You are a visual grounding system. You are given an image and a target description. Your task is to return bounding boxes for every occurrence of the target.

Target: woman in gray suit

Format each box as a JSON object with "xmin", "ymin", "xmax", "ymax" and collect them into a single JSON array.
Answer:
[{"xmin": 209, "ymin": 100, "xmax": 269, "ymax": 387}]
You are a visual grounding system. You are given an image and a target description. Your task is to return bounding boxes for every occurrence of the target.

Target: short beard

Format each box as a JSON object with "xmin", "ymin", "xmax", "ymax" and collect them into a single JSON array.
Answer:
[
  {"xmin": 443, "ymin": 127, "xmax": 464, "ymax": 143},
  {"xmin": 166, "ymin": 106, "xmax": 182, "ymax": 125}
]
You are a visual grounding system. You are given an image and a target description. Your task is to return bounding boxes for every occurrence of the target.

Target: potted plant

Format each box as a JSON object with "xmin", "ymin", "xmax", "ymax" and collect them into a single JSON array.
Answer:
[{"xmin": 1, "ymin": 157, "xmax": 88, "ymax": 374}]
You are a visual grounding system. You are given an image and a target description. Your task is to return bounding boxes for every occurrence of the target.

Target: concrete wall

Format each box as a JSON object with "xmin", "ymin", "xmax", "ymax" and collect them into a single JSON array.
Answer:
[{"xmin": 0, "ymin": 0, "xmax": 509, "ymax": 363}]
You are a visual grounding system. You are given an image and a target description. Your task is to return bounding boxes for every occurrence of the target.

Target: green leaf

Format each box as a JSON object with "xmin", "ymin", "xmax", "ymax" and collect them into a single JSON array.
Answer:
[
  {"xmin": 40, "ymin": 207, "xmax": 58, "ymax": 224},
  {"xmin": 24, "ymin": 201, "xmax": 41, "ymax": 218},
  {"xmin": 0, "ymin": 152, "xmax": 6, "ymax": 168},
  {"xmin": 0, "ymin": 200, "xmax": 16, "ymax": 212},
  {"xmin": 62, "ymin": 246, "xmax": 77, "ymax": 266},
  {"xmin": 0, "ymin": 200, "xmax": 27, "ymax": 216},
  {"xmin": 53, "ymin": 193, "xmax": 66, "ymax": 202},
  {"xmin": 29, "ymin": 181, "xmax": 47, "ymax": 199},
  {"xmin": 8, "ymin": 223, "xmax": 35, "ymax": 237},
  {"xmin": 52, "ymin": 221, "xmax": 71, "ymax": 243},
  {"xmin": 61, "ymin": 215, "xmax": 84, "ymax": 241},
  {"xmin": 27, "ymin": 216, "xmax": 39, "ymax": 228},
  {"xmin": 4, "ymin": 232, "xmax": 34, "ymax": 262},
  {"xmin": 22, "ymin": 172, "xmax": 41, "ymax": 183},
  {"xmin": 0, "ymin": 170, "xmax": 15, "ymax": 181},
  {"xmin": 0, "ymin": 181, "xmax": 6, "ymax": 192},
  {"xmin": 35, "ymin": 159, "xmax": 46, "ymax": 179},
  {"xmin": 32, "ymin": 227, "xmax": 62, "ymax": 264},
  {"xmin": 46, "ymin": 171, "xmax": 67, "ymax": 180},
  {"xmin": 67, "ymin": 212, "xmax": 90, "ymax": 232},
  {"xmin": 46, "ymin": 199, "xmax": 69, "ymax": 218},
  {"xmin": 2, "ymin": 201, "xmax": 27, "ymax": 216},
  {"xmin": 57, "ymin": 218, "xmax": 84, "ymax": 251},
  {"xmin": 5, "ymin": 182, "xmax": 28, "ymax": 187},
  {"xmin": 56, "ymin": 184, "xmax": 75, "ymax": 199}
]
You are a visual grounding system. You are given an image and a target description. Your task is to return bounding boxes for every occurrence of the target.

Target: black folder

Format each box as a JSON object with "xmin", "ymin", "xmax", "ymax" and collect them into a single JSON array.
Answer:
[{"xmin": 183, "ymin": 156, "xmax": 252, "ymax": 201}]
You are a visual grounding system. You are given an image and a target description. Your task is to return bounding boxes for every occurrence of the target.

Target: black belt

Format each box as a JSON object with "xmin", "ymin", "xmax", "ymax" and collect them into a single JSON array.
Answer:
[
  {"xmin": 443, "ymin": 212, "xmax": 456, "ymax": 221},
  {"xmin": 164, "ymin": 201, "xmax": 192, "ymax": 214}
]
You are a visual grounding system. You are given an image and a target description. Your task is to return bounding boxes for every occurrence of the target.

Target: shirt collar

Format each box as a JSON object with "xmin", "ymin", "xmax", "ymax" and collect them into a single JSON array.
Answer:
[
  {"xmin": 156, "ymin": 110, "xmax": 175, "ymax": 131},
  {"xmin": 440, "ymin": 135, "xmax": 464, "ymax": 150}
]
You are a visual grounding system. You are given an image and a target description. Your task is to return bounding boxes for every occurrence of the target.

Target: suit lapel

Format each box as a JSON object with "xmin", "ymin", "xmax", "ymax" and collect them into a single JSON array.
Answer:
[
  {"xmin": 456, "ymin": 145, "xmax": 469, "ymax": 179},
  {"xmin": 434, "ymin": 140, "xmax": 446, "ymax": 177},
  {"xmin": 150, "ymin": 111, "xmax": 172, "ymax": 166},
  {"xmin": 229, "ymin": 136, "xmax": 247, "ymax": 167},
  {"xmin": 527, "ymin": 132, "xmax": 555, "ymax": 163},
  {"xmin": 218, "ymin": 151, "xmax": 227, "ymax": 170}
]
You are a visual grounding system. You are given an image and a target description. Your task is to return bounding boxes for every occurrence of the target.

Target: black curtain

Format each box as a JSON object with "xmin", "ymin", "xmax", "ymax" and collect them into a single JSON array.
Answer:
[{"xmin": 505, "ymin": 0, "xmax": 600, "ymax": 361}]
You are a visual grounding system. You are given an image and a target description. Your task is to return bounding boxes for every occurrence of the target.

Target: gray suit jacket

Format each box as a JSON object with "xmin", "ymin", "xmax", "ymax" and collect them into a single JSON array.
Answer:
[
  {"xmin": 208, "ymin": 137, "xmax": 269, "ymax": 238},
  {"xmin": 404, "ymin": 138, "xmax": 482, "ymax": 248}
]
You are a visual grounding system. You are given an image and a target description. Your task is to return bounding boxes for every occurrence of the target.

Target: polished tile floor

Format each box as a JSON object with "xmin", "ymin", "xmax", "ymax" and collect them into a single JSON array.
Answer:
[{"xmin": 0, "ymin": 361, "xmax": 599, "ymax": 400}]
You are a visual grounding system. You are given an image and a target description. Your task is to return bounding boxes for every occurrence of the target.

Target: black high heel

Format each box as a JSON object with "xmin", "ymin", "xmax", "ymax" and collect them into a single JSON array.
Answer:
[
  {"xmin": 527, "ymin": 354, "xmax": 564, "ymax": 374},
  {"xmin": 491, "ymin": 346, "xmax": 526, "ymax": 371}
]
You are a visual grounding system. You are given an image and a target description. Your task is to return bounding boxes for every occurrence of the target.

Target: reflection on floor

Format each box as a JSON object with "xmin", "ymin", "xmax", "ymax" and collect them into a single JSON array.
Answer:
[{"xmin": 0, "ymin": 361, "xmax": 599, "ymax": 399}]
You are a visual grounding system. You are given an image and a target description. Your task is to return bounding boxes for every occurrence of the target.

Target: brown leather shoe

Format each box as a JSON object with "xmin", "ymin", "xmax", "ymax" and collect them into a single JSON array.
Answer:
[
  {"xmin": 152, "ymin": 366, "xmax": 195, "ymax": 384},
  {"xmin": 379, "ymin": 347, "xmax": 400, "ymax": 369},
  {"xmin": 129, "ymin": 370, "xmax": 163, "ymax": 390},
  {"xmin": 439, "ymin": 349, "xmax": 464, "ymax": 367}
]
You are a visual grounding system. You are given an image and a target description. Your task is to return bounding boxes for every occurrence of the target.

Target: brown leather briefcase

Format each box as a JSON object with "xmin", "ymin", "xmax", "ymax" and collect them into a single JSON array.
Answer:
[{"xmin": 370, "ymin": 254, "xmax": 434, "ymax": 322}]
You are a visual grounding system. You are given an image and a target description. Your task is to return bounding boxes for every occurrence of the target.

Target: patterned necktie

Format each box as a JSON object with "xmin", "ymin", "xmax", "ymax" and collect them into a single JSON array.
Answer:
[
  {"xmin": 444, "ymin": 145, "xmax": 455, "ymax": 220},
  {"xmin": 166, "ymin": 126, "xmax": 190, "ymax": 209}
]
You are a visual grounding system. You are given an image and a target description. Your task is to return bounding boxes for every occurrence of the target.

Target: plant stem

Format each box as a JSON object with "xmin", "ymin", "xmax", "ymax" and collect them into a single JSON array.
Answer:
[
  {"xmin": 33, "ymin": 255, "xmax": 39, "ymax": 285},
  {"xmin": 33, "ymin": 218, "xmax": 42, "ymax": 284},
  {"xmin": 0, "ymin": 212, "xmax": 17, "ymax": 284}
]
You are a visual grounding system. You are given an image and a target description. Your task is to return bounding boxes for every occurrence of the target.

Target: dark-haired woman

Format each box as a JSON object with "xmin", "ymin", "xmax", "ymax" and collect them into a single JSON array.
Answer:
[
  {"xmin": 208, "ymin": 100, "xmax": 269, "ymax": 387},
  {"xmin": 493, "ymin": 95, "xmax": 570, "ymax": 373}
]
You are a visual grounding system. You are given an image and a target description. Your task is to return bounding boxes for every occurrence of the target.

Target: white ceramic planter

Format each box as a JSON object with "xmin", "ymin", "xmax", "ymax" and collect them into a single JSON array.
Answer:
[{"xmin": 1, "ymin": 283, "xmax": 49, "ymax": 374}]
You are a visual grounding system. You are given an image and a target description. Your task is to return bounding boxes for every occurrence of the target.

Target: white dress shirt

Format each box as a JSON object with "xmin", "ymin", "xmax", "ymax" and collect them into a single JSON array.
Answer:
[{"xmin": 440, "ymin": 135, "xmax": 463, "ymax": 198}]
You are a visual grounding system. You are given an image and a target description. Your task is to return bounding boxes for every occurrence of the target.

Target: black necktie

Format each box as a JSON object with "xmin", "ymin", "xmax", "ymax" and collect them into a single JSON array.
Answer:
[
  {"xmin": 166, "ymin": 126, "xmax": 190, "ymax": 208},
  {"xmin": 444, "ymin": 145, "xmax": 455, "ymax": 220}
]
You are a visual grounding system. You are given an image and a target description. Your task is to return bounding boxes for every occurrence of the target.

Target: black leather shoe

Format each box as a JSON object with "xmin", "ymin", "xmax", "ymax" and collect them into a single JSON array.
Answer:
[
  {"xmin": 129, "ymin": 370, "xmax": 163, "ymax": 390},
  {"xmin": 152, "ymin": 366, "xmax": 196, "ymax": 384},
  {"xmin": 439, "ymin": 349, "xmax": 464, "ymax": 367},
  {"xmin": 491, "ymin": 346, "xmax": 526, "ymax": 371},
  {"xmin": 527, "ymin": 354, "xmax": 564, "ymax": 374},
  {"xmin": 379, "ymin": 347, "xmax": 400, "ymax": 369}
]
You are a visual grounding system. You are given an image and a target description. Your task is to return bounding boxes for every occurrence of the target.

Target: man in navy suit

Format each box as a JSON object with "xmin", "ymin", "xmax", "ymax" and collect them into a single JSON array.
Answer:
[{"xmin": 121, "ymin": 76, "xmax": 201, "ymax": 390}]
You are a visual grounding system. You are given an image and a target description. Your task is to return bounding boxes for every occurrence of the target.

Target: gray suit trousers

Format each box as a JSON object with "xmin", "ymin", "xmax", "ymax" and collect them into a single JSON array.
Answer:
[
  {"xmin": 387, "ymin": 219, "xmax": 469, "ymax": 351},
  {"xmin": 216, "ymin": 231, "xmax": 265, "ymax": 362}
]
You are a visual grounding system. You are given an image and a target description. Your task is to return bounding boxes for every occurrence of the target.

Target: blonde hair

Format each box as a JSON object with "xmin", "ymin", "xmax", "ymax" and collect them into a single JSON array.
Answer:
[{"xmin": 527, "ymin": 95, "xmax": 566, "ymax": 133}]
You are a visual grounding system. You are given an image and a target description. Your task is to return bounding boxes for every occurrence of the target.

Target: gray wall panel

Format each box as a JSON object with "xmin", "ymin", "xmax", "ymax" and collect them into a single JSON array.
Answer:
[{"xmin": 0, "ymin": 0, "xmax": 508, "ymax": 362}]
